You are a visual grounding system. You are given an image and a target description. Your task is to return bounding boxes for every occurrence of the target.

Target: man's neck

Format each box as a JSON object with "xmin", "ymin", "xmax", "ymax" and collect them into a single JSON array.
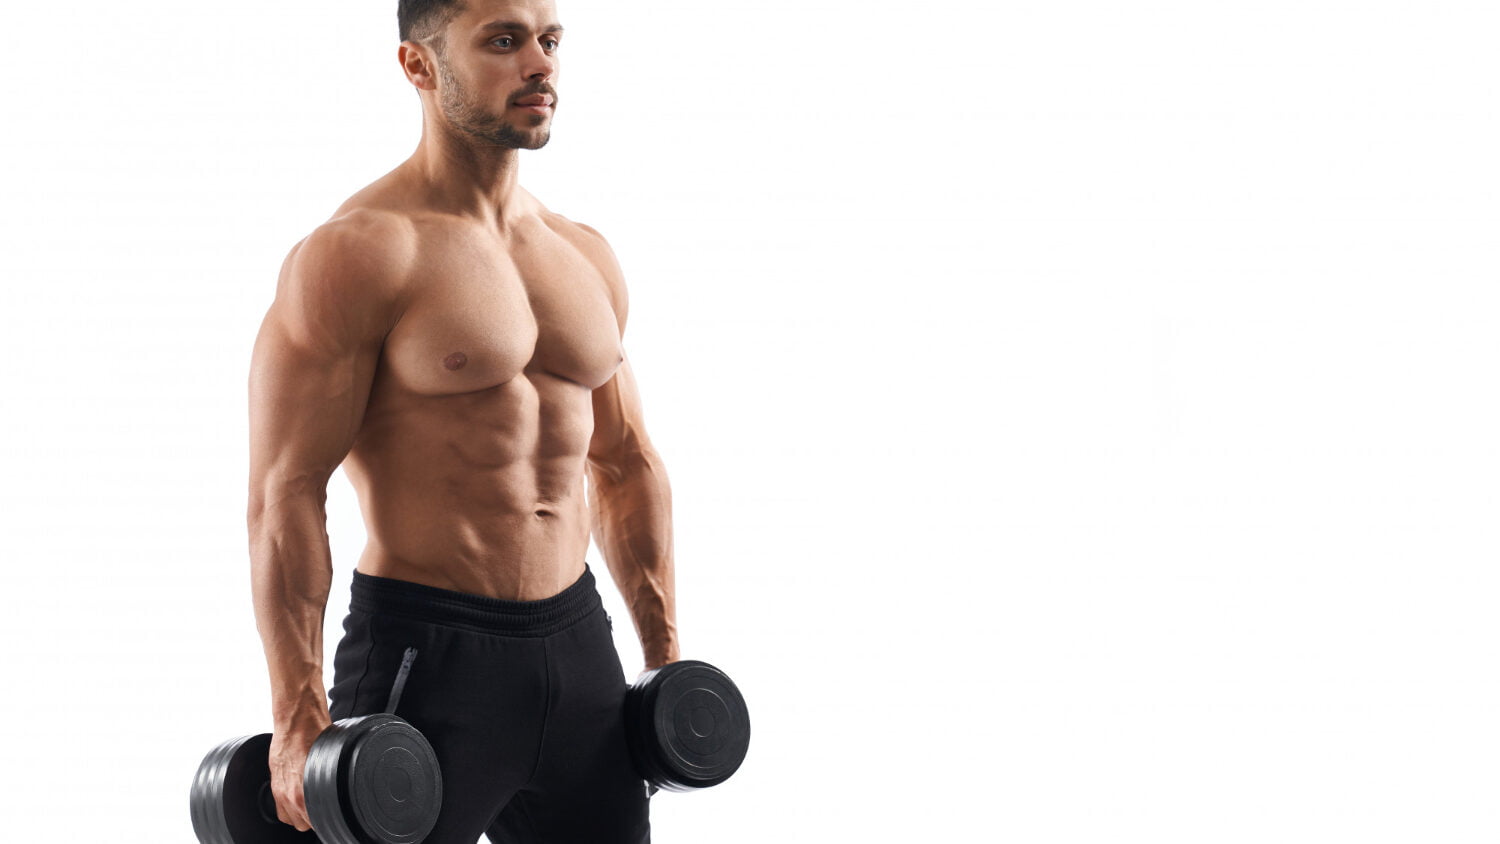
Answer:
[{"xmin": 404, "ymin": 124, "xmax": 533, "ymax": 229}]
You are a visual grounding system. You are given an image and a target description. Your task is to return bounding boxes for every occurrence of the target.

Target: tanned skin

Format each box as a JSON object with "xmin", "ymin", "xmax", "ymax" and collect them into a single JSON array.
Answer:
[{"xmin": 245, "ymin": 0, "xmax": 677, "ymax": 832}]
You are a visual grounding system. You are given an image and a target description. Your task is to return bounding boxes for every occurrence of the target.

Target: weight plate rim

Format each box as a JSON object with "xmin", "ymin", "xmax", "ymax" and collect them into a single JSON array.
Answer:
[
  {"xmin": 305, "ymin": 720, "xmax": 362, "ymax": 844},
  {"xmin": 191, "ymin": 733, "xmax": 259, "ymax": 844},
  {"xmin": 188, "ymin": 735, "xmax": 232, "ymax": 844}
]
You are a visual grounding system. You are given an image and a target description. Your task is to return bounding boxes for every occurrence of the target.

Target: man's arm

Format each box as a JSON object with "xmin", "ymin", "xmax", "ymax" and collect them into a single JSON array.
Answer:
[
  {"xmin": 578, "ymin": 223, "xmax": 679, "ymax": 671},
  {"xmin": 246, "ymin": 213, "xmax": 407, "ymax": 827},
  {"xmin": 588, "ymin": 354, "xmax": 679, "ymax": 670}
]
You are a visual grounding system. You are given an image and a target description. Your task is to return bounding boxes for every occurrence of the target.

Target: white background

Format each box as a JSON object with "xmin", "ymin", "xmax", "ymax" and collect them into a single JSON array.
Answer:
[{"xmin": 1, "ymin": 0, "xmax": 1496, "ymax": 841}]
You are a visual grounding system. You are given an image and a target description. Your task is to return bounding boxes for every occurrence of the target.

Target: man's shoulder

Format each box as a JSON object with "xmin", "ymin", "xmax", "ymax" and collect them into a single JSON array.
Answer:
[
  {"xmin": 543, "ymin": 212, "xmax": 625, "ymax": 283},
  {"xmin": 557, "ymin": 215, "xmax": 606, "ymax": 243},
  {"xmin": 300, "ymin": 207, "xmax": 417, "ymax": 265},
  {"xmin": 265, "ymin": 209, "xmax": 416, "ymax": 353},
  {"xmin": 281, "ymin": 208, "xmax": 417, "ymax": 297},
  {"xmin": 544, "ymin": 212, "xmax": 629, "ymax": 323}
]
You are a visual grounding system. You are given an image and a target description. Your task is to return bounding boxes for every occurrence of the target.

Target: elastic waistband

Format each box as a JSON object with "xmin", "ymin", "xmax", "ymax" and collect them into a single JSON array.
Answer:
[{"xmin": 349, "ymin": 563, "xmax": 602, "ymax": 637}]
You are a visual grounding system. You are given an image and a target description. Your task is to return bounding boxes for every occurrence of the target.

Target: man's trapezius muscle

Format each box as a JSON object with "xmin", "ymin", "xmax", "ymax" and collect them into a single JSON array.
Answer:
[{"xmin": 244, "ymin": 3, "xmax": 677, "ymax": 834}]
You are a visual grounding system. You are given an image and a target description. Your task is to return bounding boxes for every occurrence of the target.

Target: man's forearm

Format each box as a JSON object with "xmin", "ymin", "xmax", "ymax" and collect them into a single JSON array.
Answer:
[
  {"xmin": 248, "ymin": 488, "xmax": 335, "ymax": 732},
  {"xmin": 588, "ymin": 450, "xmax": 679, "ymax": 669}
]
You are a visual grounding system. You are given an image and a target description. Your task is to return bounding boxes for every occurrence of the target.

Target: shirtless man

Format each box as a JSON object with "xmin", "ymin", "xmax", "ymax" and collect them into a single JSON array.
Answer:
[{"xmin": 246, "ymin": 1, "xmax": 674, "ymax": 841}]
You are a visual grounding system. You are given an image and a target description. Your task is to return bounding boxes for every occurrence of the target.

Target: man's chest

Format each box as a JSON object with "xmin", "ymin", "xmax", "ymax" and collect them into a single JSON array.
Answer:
[{"xmin": 379, "ymin": 228, "xmax": 624, "ymax": 396}]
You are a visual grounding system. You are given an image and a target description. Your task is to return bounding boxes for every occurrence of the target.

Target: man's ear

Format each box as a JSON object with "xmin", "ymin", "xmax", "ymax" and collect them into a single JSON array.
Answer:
[{"xmin": 398, "ymin": 41, "xmax": 438, "ymax": 91}]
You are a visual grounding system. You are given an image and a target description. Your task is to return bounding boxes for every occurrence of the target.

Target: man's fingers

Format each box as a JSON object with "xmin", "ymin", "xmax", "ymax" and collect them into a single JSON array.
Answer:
[
  {"xmin": 272, "ymin": 769, "xmax": 314, "ymax": 831},
  {"xmin": 277, "ymin": 798, "xmax": 312, "ymax": 831},
  {"xmin": 293, "ymin": 784, "xmax": 313, "ymax": 831}
]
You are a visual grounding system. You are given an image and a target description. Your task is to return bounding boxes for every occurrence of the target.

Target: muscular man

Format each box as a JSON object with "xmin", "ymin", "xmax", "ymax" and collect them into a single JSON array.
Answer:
[{"xmin": 246, "ymin": 1, "xmax": 675, "ymax": 841}]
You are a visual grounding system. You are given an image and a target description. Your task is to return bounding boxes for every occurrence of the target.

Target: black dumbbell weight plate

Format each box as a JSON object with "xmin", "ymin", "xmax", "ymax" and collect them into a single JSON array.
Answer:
[
  {"xmin": 348, "ymin": 714, "xmax": 443, "ymax": 843},
  {"xmin": 625, "ymin": 660, "xmax": 750, "ymax": 792},
  {"xmin": 190, "ymin": 733, "xmax": 317, "ymax": 844},
  {"xmin": 305, "ymin": 714, "xmax": 443, "ymax": 844}
]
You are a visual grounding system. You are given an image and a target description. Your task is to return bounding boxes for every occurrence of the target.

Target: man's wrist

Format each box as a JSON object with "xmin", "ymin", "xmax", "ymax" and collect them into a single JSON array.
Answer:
[
  {"xmin": 271, "ymin": 685, "xmax": 332, "ymax": 732},
  {"xmin": 642, "ymin": 649, "xmax": 681, "ymax": 672}
]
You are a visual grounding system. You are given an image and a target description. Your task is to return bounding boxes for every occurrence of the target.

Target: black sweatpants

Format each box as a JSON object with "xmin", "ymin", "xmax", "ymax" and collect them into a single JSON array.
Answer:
[{"xmin": 326, "ymin": 563, "xmax": 652, "ymax": 844}]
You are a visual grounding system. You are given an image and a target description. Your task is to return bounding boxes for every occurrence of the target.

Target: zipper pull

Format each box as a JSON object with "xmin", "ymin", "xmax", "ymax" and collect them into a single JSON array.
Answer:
[{"xmin": 384, "ymin": 647, "xmax": 419, "ymax": 715}]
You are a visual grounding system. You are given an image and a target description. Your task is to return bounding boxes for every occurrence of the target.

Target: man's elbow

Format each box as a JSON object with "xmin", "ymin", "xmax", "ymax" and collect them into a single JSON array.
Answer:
[
  {"xmin": 586, "ymin": 439, "xmax": 663, "ymax": 487},
  {"xmin": 247, "ymin": 470, "xmax": 332, "ymax": 529}
]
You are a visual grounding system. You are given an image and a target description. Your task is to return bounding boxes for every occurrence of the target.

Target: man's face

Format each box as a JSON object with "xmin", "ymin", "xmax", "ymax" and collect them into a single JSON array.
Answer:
[{"xmin": 432, "ymin": 0, "xmax": 562, "ymax": 149}]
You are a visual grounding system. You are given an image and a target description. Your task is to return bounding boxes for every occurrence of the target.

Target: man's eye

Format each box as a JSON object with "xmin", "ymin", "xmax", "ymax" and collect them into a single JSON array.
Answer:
[{"xmin": 490, "ymin": 36, "xmax": 558, "ymax": 50}]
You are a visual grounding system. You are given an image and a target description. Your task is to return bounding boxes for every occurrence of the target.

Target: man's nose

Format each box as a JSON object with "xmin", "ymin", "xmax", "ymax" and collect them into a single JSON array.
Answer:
[{"xmin": 523, "ymin": 42, "xmax": 556, "ymax": 81}]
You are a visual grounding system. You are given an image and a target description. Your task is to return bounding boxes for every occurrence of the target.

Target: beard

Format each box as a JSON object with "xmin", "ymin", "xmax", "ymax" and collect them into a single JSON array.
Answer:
[{"xmin": 436, "ymin": 59, "xmax": 551, "ymax": 150}]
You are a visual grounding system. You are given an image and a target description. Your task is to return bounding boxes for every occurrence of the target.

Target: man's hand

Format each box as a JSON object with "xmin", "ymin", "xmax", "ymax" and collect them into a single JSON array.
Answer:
[{"xmin": 267, "ymin": 718, "xmax": 331, "ymax": 832}]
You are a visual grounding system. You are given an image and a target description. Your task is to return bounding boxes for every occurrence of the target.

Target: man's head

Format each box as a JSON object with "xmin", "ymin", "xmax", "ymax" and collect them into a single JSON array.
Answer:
[{"xmin": 398, "ymin": 0, "xmax": 562, "ymax": 150}]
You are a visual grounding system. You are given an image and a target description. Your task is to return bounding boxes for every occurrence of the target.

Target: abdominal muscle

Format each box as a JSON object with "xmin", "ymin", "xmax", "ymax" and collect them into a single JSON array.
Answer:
[{"xmin": 341, "ymin": 369, "xmax": 597, "ymax": 602}]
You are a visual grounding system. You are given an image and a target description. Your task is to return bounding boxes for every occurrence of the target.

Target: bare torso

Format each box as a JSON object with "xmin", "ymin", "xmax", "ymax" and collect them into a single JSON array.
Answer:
[{"xmin": 328, "ymin": 173, "xmax": 624, "ymax": 601}]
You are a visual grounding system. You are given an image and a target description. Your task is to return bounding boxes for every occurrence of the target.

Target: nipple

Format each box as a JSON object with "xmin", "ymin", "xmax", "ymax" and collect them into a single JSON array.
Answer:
[{"xmin": 443, "ymin": 352, "xmax": 468, "ymax": 371}]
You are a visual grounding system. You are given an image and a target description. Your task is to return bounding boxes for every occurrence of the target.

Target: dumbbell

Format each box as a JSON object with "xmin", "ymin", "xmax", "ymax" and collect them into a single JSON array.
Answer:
[
  {"xmin": 190, "ymin": 648, "xmax": 442, "ymax": 844},
  {"xmin": 624, "ymin": 659, "xmax": 751, "ymax": 795}
]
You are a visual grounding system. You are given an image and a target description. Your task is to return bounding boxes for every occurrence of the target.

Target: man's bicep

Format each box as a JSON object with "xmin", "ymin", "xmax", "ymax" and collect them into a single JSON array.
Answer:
[
  {"xmin": 247, "ymin": 223, "xmax": 401, "ymax": 508},
  {"xmin": 587, "ymin": 354, "xmax": 653, "ymax": 482},
  {"xmin": 247, "ymin": 314, "xmax": 381, "ymax": 504}
]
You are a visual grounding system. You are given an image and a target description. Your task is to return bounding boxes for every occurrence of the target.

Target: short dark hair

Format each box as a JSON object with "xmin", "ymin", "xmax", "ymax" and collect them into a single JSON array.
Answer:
[{"xmin": 398, "ymin": 0, "xmax": 469, "ymax": 51}]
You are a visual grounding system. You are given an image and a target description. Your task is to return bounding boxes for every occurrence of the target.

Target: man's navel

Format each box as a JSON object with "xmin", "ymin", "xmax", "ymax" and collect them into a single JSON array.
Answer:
[{"xmin": 443, "ymin": 352, "xmax": 468, "ymax": 371}]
